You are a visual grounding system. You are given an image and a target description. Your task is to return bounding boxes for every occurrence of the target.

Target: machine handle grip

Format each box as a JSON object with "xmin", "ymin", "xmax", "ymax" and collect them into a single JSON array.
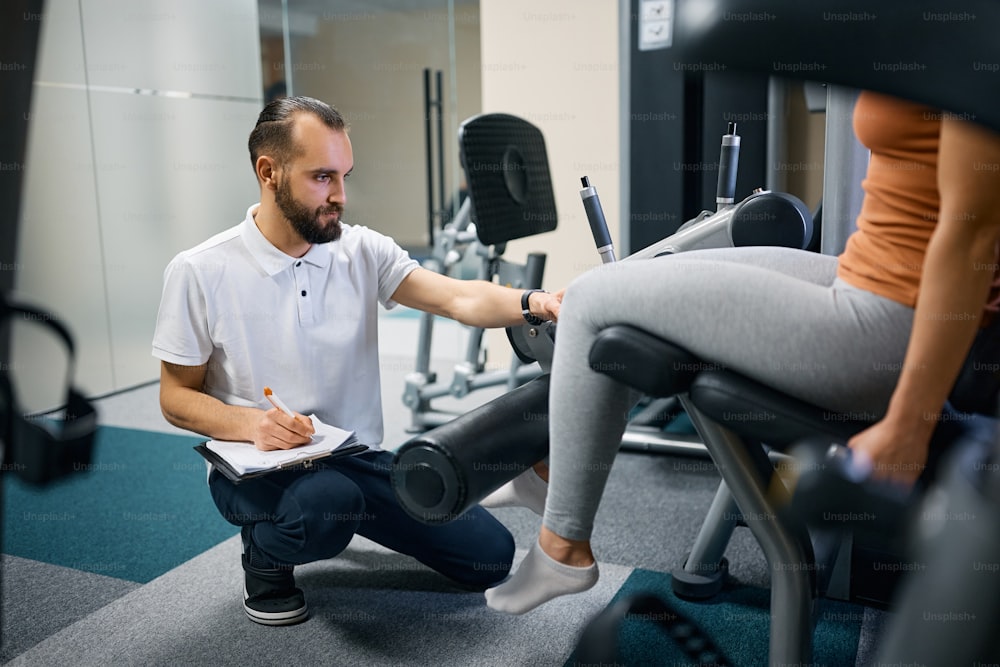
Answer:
[
  {"xmin": 580, "ymin": 176, "xmax": 616, "ymax": 263},
  {"xmin": 715, "ymin": 122, "xmax": 741, "ymax": 209}
]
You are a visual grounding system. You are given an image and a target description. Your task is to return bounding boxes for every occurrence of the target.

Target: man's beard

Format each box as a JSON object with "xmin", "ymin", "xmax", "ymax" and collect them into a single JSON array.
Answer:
[{"xmin": 275, "ymin": 176, "xmax": 343, "ymax": 244}]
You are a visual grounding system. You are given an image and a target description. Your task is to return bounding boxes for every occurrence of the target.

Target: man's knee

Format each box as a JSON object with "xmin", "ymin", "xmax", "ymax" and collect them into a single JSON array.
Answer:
[
  {"xmin": 472, "ymin": 529, "xmax": 516, "ymax": 587},
  {"xmin": 237, "ymin": 470, "xmax": 367, "ymax": 565},
  {"xmin": 285, "ymin": 482, "xmax": 367, "ymax": 561},
  {"xmin": 449, "ymin": 515, "xmax": 515, "ymax": 588}
]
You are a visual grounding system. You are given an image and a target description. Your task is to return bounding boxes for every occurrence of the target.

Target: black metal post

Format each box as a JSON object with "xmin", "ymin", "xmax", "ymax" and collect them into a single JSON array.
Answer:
[
  {"xmin": 435, "ymin": 69, "xmax": 445, "ymax": 231},
  {"xmin": 423, "ymin": 68, "xmax": 435, "ymax": 245}
]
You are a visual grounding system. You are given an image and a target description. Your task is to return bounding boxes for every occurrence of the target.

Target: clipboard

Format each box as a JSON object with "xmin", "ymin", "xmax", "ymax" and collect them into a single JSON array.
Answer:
[
  {"xmin": 194, "ymin": 441, "xmax": 369, "ymax": 484},
  {"xmin": 192, "ymin": 414, "xmax": 369, "ymax": 484}
]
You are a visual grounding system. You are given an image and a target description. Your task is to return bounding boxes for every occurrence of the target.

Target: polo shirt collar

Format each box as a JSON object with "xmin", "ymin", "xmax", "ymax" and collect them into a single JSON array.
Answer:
[{"xmin": 240, "ymin": 204, "xmax": 332, "ymax": 276}]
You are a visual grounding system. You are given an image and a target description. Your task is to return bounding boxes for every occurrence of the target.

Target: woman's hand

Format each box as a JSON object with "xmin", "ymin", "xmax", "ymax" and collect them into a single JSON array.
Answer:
[{"xmin": 847, "ymin": 413, "xmax": 933, "ymax": 488}]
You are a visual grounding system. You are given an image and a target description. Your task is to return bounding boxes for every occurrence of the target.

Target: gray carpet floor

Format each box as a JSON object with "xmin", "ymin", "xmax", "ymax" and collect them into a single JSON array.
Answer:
[
  {"xmin": 6, "ymin": 536, "xmax": 634, "ymax": 667},
  {"xmin": 1, "ymin": 313, "xmax": 889, "ymax": 665}
]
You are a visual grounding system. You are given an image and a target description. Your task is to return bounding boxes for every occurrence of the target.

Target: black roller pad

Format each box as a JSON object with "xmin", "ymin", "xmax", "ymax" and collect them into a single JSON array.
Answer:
[
  {"xmin": 391, "ymin": 374, "xmax": 551, "ymax": 524},
  {"xmin": 730, "ymin": 191, "xmax": 813, "ymax": 250}
]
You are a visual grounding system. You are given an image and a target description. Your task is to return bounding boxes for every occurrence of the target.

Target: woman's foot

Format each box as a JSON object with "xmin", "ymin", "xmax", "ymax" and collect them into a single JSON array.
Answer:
[
  {"xmin": 484, "ymin": 526, "xmax": 597, "ymax": 614},
  {"xmin": 479, "ymin": 462, "xmax": 548, "ymax": 516}
]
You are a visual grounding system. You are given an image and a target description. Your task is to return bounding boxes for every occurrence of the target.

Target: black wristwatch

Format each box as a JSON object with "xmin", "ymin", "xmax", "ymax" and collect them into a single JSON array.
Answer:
[{"xmin": 521, "ymin": 289, "xmax": 548, "ymax": 326}]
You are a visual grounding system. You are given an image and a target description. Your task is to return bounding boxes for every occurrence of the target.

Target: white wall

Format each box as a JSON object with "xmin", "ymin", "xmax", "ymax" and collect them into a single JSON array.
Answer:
[
  {"xmin": 479, "ymin": 0, "xmax": 622, "ymax": 368},
  {"xmin": 14, "ymin": 0, "xmax": 262, "ymax": 410}
]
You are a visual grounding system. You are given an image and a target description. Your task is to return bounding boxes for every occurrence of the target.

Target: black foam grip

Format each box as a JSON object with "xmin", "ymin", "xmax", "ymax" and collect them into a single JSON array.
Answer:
[
  {"xmin": 391, "ymin": 374, "xmax": 550, "ymax": 524},
  {"xmin": 716, "ymin": 143, "xmax": 739, "ymax": 201},
  {"xmin": 583, "ymin": 194, "xmax": 612, "ymax": 248}
]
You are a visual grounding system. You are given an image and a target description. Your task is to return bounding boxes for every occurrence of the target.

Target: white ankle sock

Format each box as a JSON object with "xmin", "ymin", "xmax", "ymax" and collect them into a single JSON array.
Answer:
[
  {"xmin": 479, "ymin": 468, "xmax": 547, "ymax": 516},
  {"xmin": 484, "ymin": 541, "xmax": 598, "ymax": 614}
]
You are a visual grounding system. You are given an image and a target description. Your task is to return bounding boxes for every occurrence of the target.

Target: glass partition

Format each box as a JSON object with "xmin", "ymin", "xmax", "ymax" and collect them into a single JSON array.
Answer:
[
  {"xmin": 14, "ymin": 0, "xmax": 481, "ymax": 406},
  {"xmin": 256, "ymin": 0, "xmax": 482, "ymax": 250}
]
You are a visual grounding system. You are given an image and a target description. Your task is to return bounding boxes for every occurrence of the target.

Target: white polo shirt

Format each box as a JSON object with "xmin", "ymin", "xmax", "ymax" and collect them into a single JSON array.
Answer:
[{"xmin": 152, "ymin": 204, "xmax": 419, "ymax": 447}]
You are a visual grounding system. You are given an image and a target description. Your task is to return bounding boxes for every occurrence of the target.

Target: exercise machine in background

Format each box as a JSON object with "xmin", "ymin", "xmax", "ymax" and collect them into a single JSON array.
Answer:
[
  {"xmin": 408, "ymin": 115, "xmax": 814, "ymax": 451},
  {"xmin": 402, "ymin": 113, "xmax": 557, "ymax": 432},
  {"xmin": 393, "ymin": 119, "xmax": 815, "ymax": 524},
  {"xmin": 510, "ymin": 121, "xmax": 815, "ymax": 457}
]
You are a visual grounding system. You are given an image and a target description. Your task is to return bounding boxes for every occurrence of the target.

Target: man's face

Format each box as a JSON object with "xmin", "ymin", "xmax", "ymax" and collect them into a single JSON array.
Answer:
[
  {"xmin": 274, "ymin": 116, "xmax": 354, "ymax": 245},
  {"xmin": 274, "ymin": 172, "xmax": 343, "ymax": 244}
]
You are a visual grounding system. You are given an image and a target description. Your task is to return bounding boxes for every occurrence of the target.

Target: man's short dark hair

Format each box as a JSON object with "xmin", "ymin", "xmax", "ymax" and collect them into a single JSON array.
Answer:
[{"xmin": 248, "ymin": 96, "xmax": 348, "ymax": 172}]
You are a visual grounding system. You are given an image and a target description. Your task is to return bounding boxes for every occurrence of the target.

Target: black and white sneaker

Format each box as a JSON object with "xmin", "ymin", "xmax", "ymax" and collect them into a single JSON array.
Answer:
[{"xmin": 241, "ymin": 529, "xmax": 308, "ymax": 626}]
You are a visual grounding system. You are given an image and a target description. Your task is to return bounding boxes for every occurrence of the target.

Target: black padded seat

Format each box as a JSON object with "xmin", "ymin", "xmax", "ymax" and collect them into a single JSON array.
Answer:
[
  {"xmin": 586, "ymin": 320, "xmax": 991, "ymax": 646},
  {"xmin": 588, "ymin": 312, "xmax": 999, "ymax": 664},
  {"xmin": 688, "ymin": 370, "xmax": 871, "ymax": 448},
  {"xmin": 591, "ymin": 325, "xmax": 979, "ymax": 458},
  {"xmin": 588, "ymin": 325, "xmax": 718, "ymax": 399},
  {"xmin": 590, "ymin": 324, "xmax": 871, "ymax": 448}
]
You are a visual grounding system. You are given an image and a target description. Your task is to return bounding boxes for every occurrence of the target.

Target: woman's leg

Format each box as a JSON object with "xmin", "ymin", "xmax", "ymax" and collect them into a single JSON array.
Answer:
[{"xmin": 487, "ymin": 246, "xmax": 914, "ymax": 613}]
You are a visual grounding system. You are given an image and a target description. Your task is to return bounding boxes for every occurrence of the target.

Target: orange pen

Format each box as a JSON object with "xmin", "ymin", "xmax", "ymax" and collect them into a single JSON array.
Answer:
[{"xmin": 264, "ymin": 387, "xmax": 309, "ymax": 425}]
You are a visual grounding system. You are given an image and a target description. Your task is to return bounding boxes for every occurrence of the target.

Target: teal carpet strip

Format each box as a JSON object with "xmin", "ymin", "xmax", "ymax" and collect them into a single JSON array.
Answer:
[
  {"xmin": 3, "ymin": 426, "xmax": 238, "ymax": 583},
  {"xmin": 569, "ymin": 568, "xmax": 862, "ymax": 666}
]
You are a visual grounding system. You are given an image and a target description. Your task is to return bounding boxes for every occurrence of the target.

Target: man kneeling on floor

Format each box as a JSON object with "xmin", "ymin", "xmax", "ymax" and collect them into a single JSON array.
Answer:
[{"xmin": 152, "ymin": 96, "xmax": 561, "ymax": 625}]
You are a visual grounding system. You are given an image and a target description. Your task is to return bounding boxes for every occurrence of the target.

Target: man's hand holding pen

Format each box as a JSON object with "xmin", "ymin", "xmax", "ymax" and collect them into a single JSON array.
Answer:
[{"xmin": 253, "ymin": 387, "xmax": 316, "ymax": 451}]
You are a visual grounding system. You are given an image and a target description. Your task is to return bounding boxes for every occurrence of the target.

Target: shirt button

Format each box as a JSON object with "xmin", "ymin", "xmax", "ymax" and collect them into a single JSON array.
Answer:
[
  {"xmin": 301, "ymin": 290, "xmax": 307, "ymax": 297},
  {"xmin": 296, "ymin": 261, "xmax": 302, "ymax": 266}
]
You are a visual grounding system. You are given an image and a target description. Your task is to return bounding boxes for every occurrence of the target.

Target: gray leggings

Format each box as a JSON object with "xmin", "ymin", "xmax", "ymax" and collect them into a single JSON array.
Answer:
[{"xmin": 544, "ymin": 246, "xmax": 915, "ymax": 541}]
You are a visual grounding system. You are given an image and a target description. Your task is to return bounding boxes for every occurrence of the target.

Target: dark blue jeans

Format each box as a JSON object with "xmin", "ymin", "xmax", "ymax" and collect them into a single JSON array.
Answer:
[{"xmin": 208, "ymin": 449, "xmax": 514, "ymax": 588}]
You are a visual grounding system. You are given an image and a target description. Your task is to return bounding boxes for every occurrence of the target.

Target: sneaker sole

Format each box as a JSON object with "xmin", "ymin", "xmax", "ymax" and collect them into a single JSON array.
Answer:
[{"xmin": 243, "ymin": 586, "xmax": 309, "ymax": 626}]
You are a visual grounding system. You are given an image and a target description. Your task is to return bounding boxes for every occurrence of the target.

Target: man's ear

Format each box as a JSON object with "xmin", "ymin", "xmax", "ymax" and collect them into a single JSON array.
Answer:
[{"xmin": 256, "ymin": 155, "xmax": 279, "ymax": 190}]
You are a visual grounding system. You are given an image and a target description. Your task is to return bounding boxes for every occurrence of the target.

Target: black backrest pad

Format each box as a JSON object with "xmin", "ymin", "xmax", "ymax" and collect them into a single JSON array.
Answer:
[{"xmin": 459, "ymin": 113, "xmax": 558, "ymax": 246}]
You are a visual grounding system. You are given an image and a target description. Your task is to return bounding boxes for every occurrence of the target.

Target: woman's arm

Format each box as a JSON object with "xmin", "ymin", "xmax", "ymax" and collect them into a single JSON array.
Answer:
[{"xmin": 849, "ymin": 117, "xmax": 1000, "ymax": 485}]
